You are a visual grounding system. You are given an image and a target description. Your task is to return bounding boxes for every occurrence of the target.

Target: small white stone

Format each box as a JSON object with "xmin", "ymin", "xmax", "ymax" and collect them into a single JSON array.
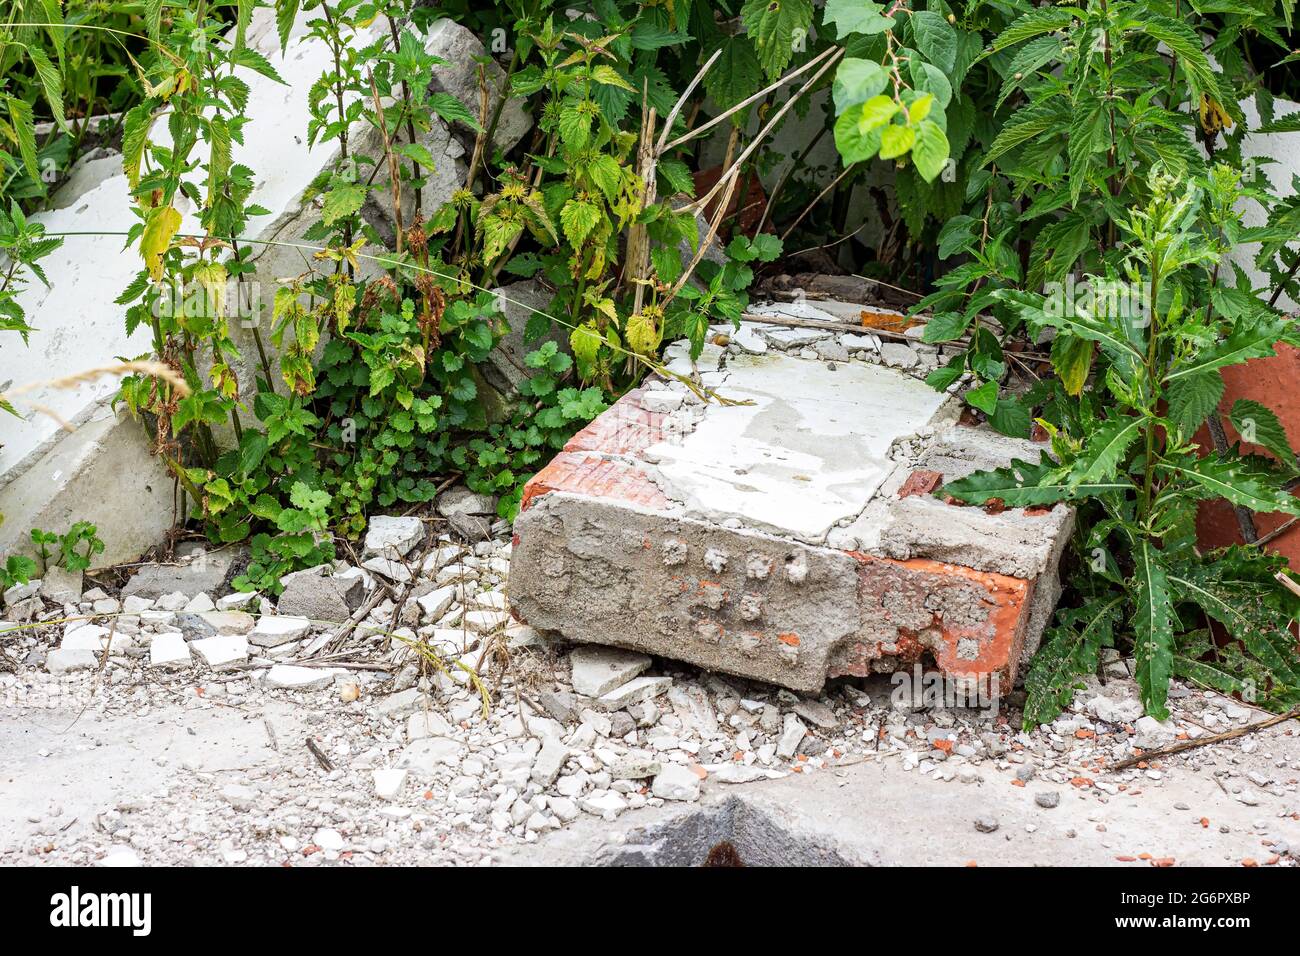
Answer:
[
  {"xmin": 651, "ymin": 763, "xmax": 701, "ymax": 801},
  {"xmin": 364, "ymin": 515, "xmax": 424, "ymax": 559},
  {"xmin": 570, "ymin": 645, "xmax": 652, "ymax": 698},
  {"xmin": 149, "ymin": 632, "xmax": 191, "ymax": 668},
  {"xmin": 191, "ymin": 634, "xmax": 249, "ymax": 670},
  {"xmin": 372, "ymin": 768, "xmax": 408, "ymax": 800},
  {"xmin": 264, "ymin": 664, "xmax": 335, "ymax": 690},
  {"xmin": 250, "ymin": 615, "xmax": 312, "ymax": 647}
]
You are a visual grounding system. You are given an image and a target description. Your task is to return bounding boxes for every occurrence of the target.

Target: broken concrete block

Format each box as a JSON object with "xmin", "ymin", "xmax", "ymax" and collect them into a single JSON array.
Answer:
[
  {"xmin": 360, "ymin": 555, "xmax": 414, "ymax": 583},
  {"xmin": 415, "ymin": 585, "xmax": 457, "ymax": 621},
  {"xmin": 149, "ymin": 632, "xmax": 192, "ymax": 668},
  {"xmin": 436, "ymin": 485, "xmax": 499, "ymax": 518},
  {"xmin": 61, "ymin": 624, "xmax": 132, "ymax": 655},
  {"xmin": 264, "ymin": 664, "xmax": 334, "ymax": 690},
  {"xmin": 363, "ymin": 516, "xmax": 423, "ymax": 559},
  {"xmin": 122, "ymin": 547, "xmax": 239, "ymax": 600},
  {"xmin": 191, "ymin": 635, "xmax": 249, "ymax": 670},
  {"xmin": 509, "ymin": 346, "xmax": 1073, "ymax": 696},
  {"xmin": 530, "ymin": 736, "xmax": 568, "ymax": 786},
  {"xmin": 569, "ymin": 645, "xmax": 652, "ymax": 698},
  {"xmin": 650, "ymin": 763, "xmax": 702, "ymax": 801},
  {"xmin": 373, "ymin": 768, "xmax": 408, "ymax": 801},
  {"xmin": 45, "ymin": 647, "xmax": 98, "ymax": 674},
  {"xmin": 597, "ymin": 676, "xmax": 673, "ymax": 712},
  {"xmin": 39, "ymin": 567, "xmax": 83, "ymax": 605},
  {"xmin": 250, "ymin": 615, "xmax": 312, "ymax": 647},
  {"xmin": 276, "ymin": 568, "xmax": 364, "ymax": 624}
]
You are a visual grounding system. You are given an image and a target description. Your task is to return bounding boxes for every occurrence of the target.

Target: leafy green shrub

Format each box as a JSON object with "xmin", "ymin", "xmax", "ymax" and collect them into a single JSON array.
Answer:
[{"xmin": 944, "ymin": 169, "xmax": 1300, "ymax": 723}]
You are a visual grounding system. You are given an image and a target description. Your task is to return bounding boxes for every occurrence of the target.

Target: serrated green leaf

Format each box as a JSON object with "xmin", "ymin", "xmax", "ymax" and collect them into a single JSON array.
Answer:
[
  {"xmin": 1132, "ymin": 541, "xmax": 1175, "ymax": 719},
  {"xmin": 1230, "ymin": 399, "xmax": 1296, "ymax": 469}
]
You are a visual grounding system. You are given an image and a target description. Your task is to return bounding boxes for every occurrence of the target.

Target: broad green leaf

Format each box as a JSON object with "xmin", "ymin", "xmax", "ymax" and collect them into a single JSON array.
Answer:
[
  {"xmin": 560, "ymin": 200, "xmax": 601, "ymax": 247},
  {"xmin": 1167, "ymin": 558, "xmax": 1300, "ymax": 686},
  {"xmin": 832, "ymin": 59, "xmax": 888, "ymax": 113},
  {"xmin": 429, "ymin": 92, "xmax": 484, "ymax": 132},
  {"xmin": 878, "ymin": 123, "xmax": 916, "ymax": 160},
  {"xmin": 823, "ymin": 0, "xmax": 893, "ymax": 37},
  {"xmin": 833, "ymin": 104, "xmax": 883, "ymax": 164},
  {"xmin": 275, "ymin": 0, "xmax": 301, "ymax": 51},
  {"xmin": 321, "ymin": 184, "xmax": 367, "ymax": 226},
  {"xmin": 1230, "ymin": 399, "xmax": 1296, "ymax": 469},
  {"xmin": 1051, "ymin": 334, "xmax": 1093, "ymax": 396},
  {"xmin": 911, "ymin": 120, "xmax": 949, "ymax": 182},
  {"xmin": 1165, "ymin": 371, "xmax": 1224, "ymax": 437},
  {"xmin": 141, "ymin": 204, "xmax": 182, "ymax": 282},
  {"xmin": 741, "ymin": 0, "xmax": 814, "ymax": 78},
  {"xmin": 942, "ymin": 457, "xmax": 1134, "ymax": 507},
  {"xmin": 1131, "ymin": 541, "xmax": 1175, "ymax": 719},
  {"xmin": 1069, "ymin": 414, "xmax": 1142, "ymax": 487},
  {"xmin": 911, "ymin": 11, "xmax": 957, "ymax": 73}
]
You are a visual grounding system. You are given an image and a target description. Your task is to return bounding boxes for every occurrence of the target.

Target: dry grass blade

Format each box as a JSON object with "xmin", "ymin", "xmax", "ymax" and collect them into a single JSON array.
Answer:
[{"xmin": 2, "ymin": 361, "xmax": 190, "ymax": 430}]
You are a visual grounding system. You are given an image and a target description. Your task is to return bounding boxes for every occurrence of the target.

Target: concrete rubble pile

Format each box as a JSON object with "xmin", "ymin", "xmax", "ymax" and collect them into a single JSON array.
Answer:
[
  {"xmin": 509, "ymin": 301, "xmax": 1075, "ymax": 695},
  {"xmin": 2, "ymin": 507, "xmax": 1298, "ymax": 865}
]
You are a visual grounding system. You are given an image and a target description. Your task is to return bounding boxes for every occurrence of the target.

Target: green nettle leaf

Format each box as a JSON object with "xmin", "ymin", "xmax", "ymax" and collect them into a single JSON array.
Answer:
[
  {"xmin": 1167, "ymin": 557, "xmax": 1300, "ymax": 688},
  {"xmin": 587, "ymin": 153, "xmax": 624, "ymax": 205},
  {"xmin": 1163, "ymin": 456, "xmax": 1300, "ymax": 516},
  {"xmin": 1229, "ymin": 399, "xmax": 1297, "ymax": 469},
  {"xmin": 570, "ymin": 322, "xmax": 603, "ymax": 372},
  {"xmin": 989, "ymin": 7, "xmax": 1084, "ymax": 52},
  {"xmin": 1069, "ymin": 414, "xmax": 1142, "ymax": 487},
  {"xmin": 1022, "ymin": 596, "xmax": 1123, "ymax": 727},
  {"xmin": 275, "ymin": 0, "xmax": 300, "ymax": 51},
  {"xmin": 26, "ymin": 46, "xmax": 67, "ymax": 132},
  {"xmin": 560, "ymin": 200, "xmax": 601, "ymax": 247},
  {"xmin": 121, "ymin": 102, "xmax": 154, "ymax": 188},
  {"xmin": 1165, "ymin": 320, "xmax": 1284, "ymax": 382},
  {"xmin": 982, "ymin": 99, "xmax": 1067, "ymax": 166},
  {"xmin": 321, "ymin": 183, "xmax": 367, "ymax": 226},
  {"xmin": 823, "ymin": 0, "xmax": 893, "ymax": 37},
  {"xmin": 1132, "ymin": 542, "xmax": 1175, "ymax": 720},
  {"xmin": 911, "ymin": 11, "xmax": 957, "ymax": 73},
  {"xmin": 1139, "ymin": 16, "xmax": 1227, "ymax": 108},
  {"xmin": 910, "ymin": 120, "xmax": 949, "ymax": 182},
  {"xmin": 741, "ymin": 0, "xmax": 814, "ymax": 78},
  {"xmin": 1165, "ymin": 371, "xmax": 1225, "ymax": 437},
  {"xmin": 429, "ymin": 92, "xmax": 483, "ymax": 132},
  {"xmin": 5, "ymin": 96, "xmax": 39, "ymax": 179},
  {"xmin": 942, "ymin": 457, "xmax": 1133, "ymax": 507},
  {"xmin": 557, "ymin": 105, "xmax": 592, "ymax": 149},
  {"xmin": 704, "ymin": 35, "xmax": 763, "ymax": 113}
]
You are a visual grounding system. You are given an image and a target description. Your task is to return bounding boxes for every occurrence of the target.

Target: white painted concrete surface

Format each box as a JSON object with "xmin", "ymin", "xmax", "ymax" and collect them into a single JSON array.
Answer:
[{"xmin": 643, "ymin": 350, "xmax": 948, "ymax": 542}]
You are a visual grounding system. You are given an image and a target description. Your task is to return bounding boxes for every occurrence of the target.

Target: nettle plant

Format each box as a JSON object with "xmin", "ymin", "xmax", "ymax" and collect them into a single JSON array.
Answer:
[
  {"xmin": 944, "ymin": 169, "xmax": 1300, "ymax": 724},
  {"xmin": 0, "ymin": 5, "xmax": 69, "ymax": 399},
  {"xmin": 911, "ymin": 0, "xmax": 1295, "ymax": 434}
]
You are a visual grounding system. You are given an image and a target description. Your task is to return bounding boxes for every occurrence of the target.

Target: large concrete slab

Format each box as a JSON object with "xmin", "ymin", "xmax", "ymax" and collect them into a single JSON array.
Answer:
[{"xmin": 510, "ymin": 323, "xmax": 1073, "ymax": 695}]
